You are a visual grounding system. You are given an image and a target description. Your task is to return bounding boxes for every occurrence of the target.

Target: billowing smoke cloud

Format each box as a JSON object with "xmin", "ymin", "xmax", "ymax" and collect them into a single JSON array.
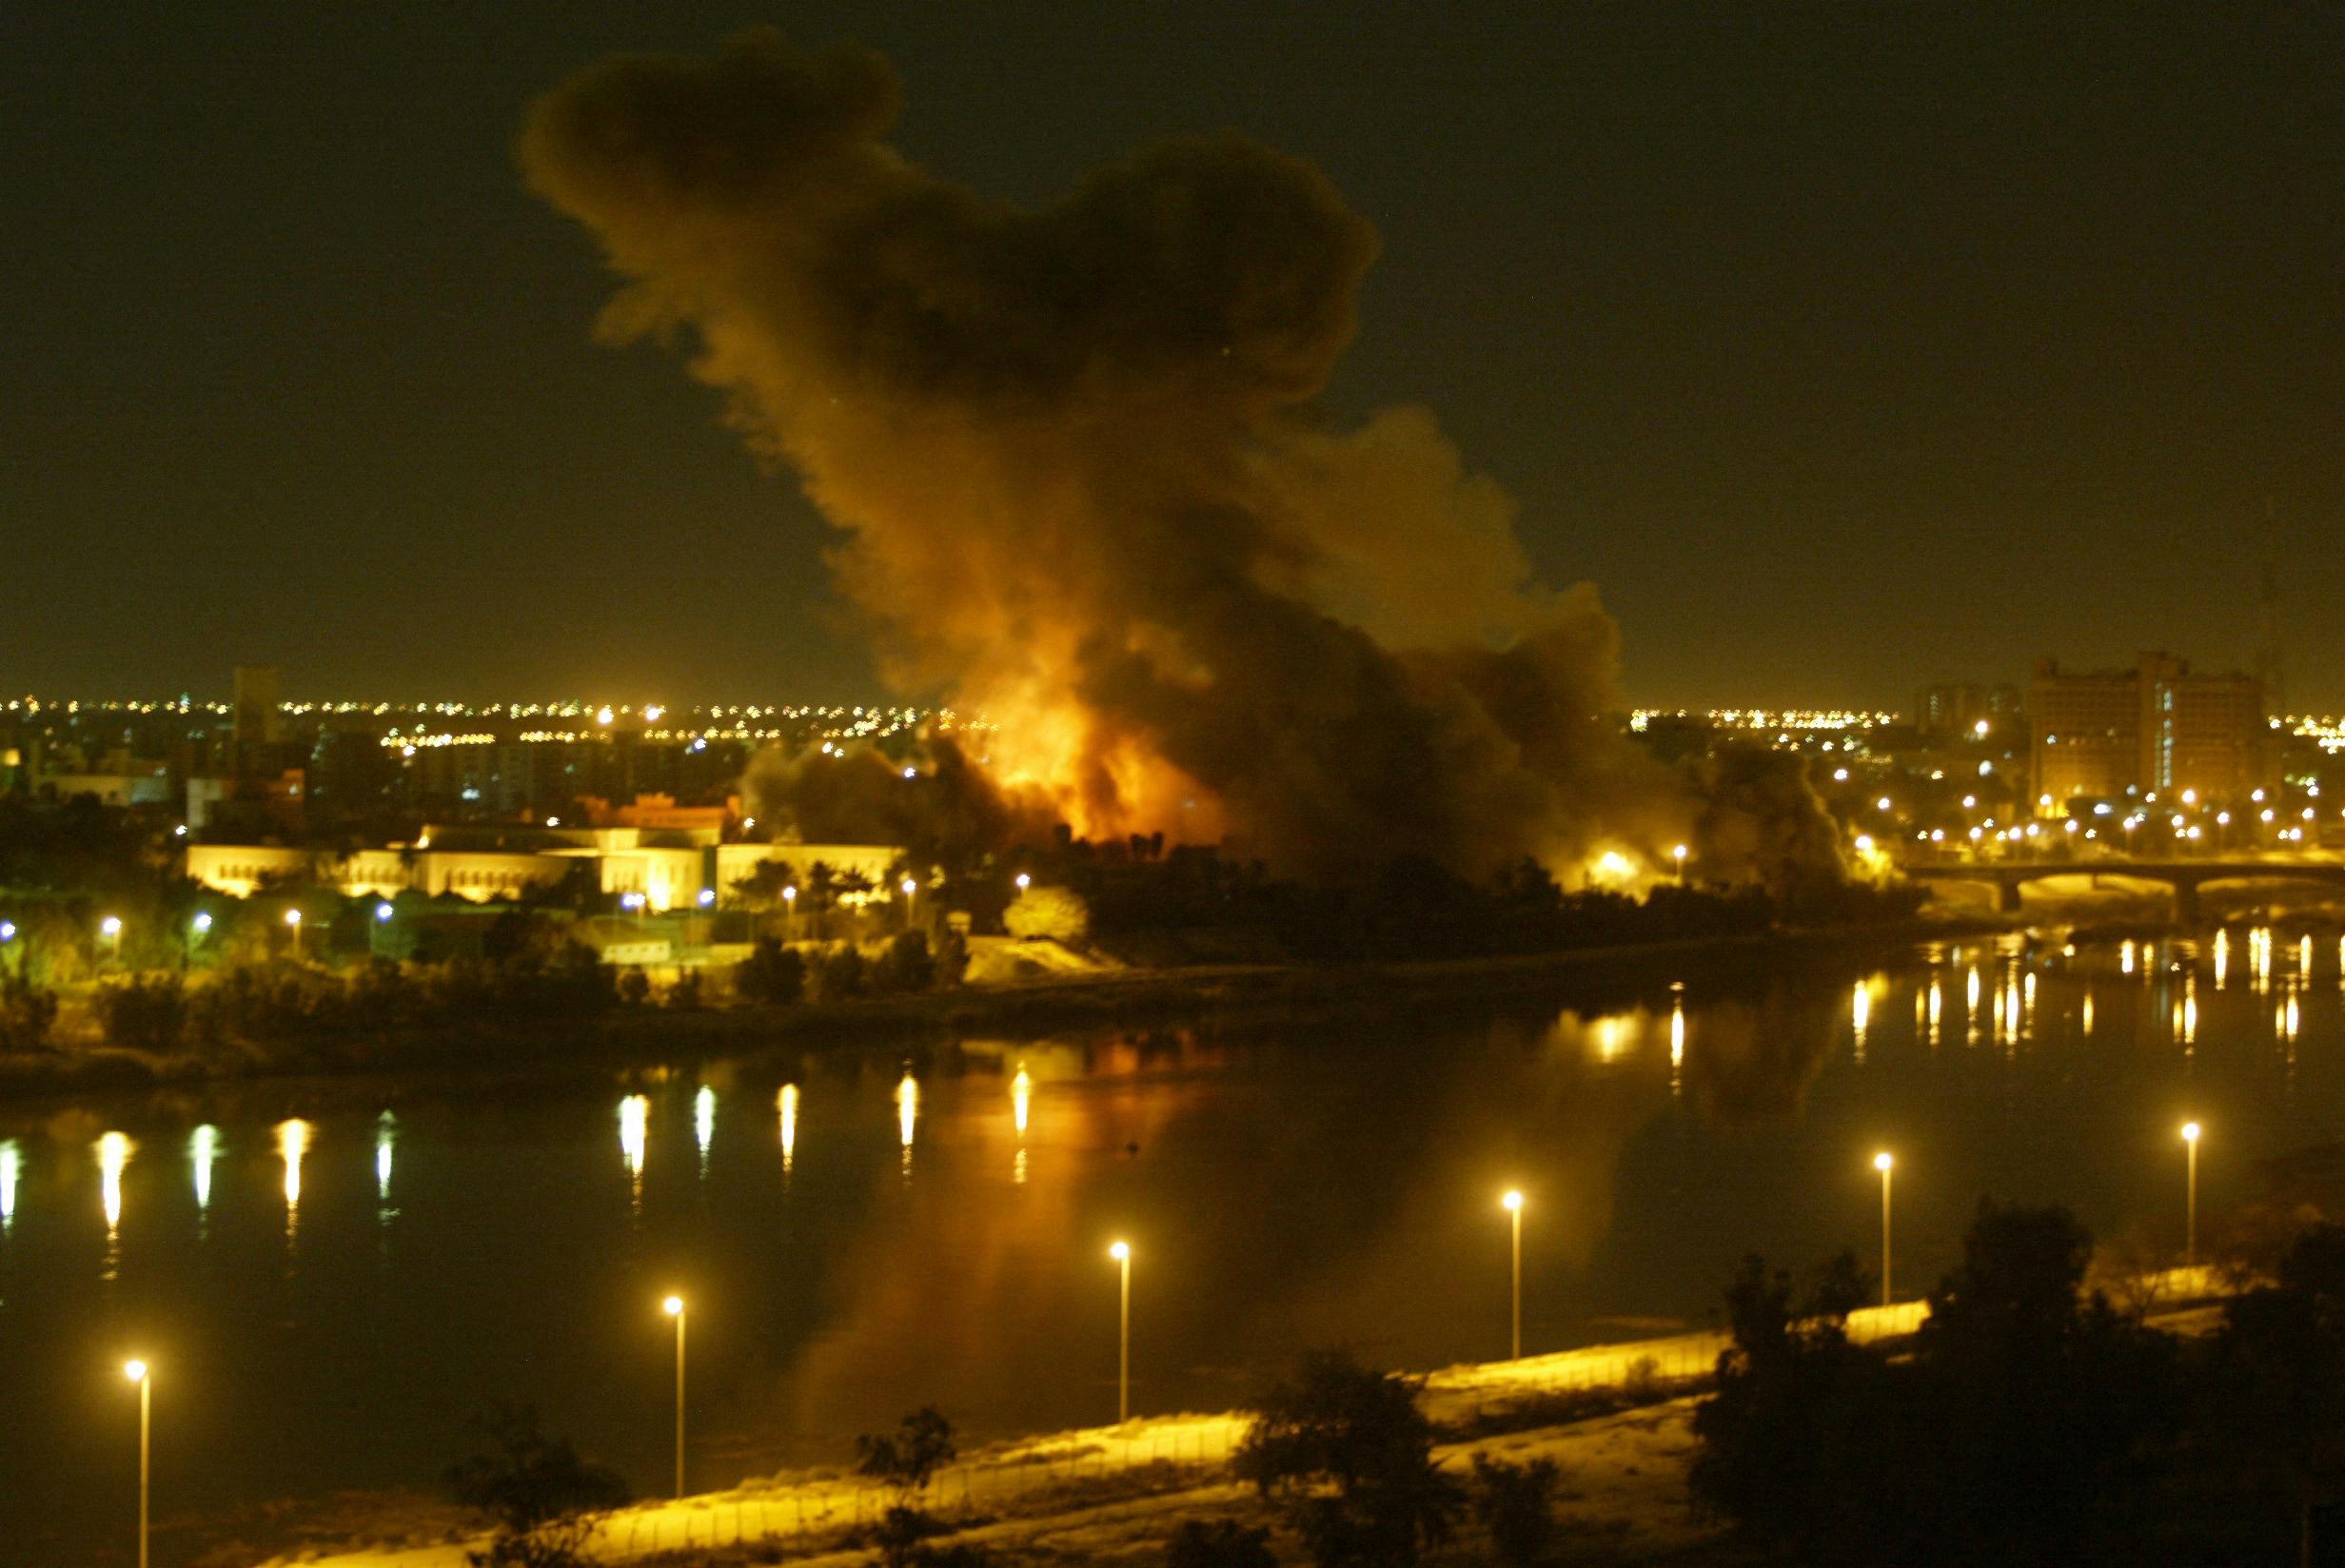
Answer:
[{"xmin": 522, "ymin": 29, "xmax": 1693, "ymax": 881}]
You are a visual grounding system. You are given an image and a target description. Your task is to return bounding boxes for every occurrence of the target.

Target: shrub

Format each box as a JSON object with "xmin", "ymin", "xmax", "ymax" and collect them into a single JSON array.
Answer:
[
  {"xmin": 737, "ymin": 937, "xmax": 806, "ymax": 1006},
  {"xmin": 96, "ymin": 973, "xmax": 192, "ymax": 1053},
  {"xmin": 1004, "ymin": 885, "xmax": 1091, "ymax": 944},
  {"xmin": 871, "ymin": 931, "xmax": 936, "ymax": 995},
  {"xmin": 1166, "ymin": 1519, "xmax": 1275, "ymax": 1568},
  {"xmin": 0, "ymin": 974, "xmax": 59, "ymax": 1053},
  {"xmin": 1468, "ymin": 1455, "xmax": 1559, "ymax": 1568},
  {"xmin": 807, "ymin": 944, "xmax": 867, "ymax": 1004}
]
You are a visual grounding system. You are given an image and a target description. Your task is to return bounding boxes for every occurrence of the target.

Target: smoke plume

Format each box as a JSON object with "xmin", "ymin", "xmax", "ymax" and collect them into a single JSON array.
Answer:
[{"xmin": 523, "ymin": 29, "xmax": 1690, "ymax": 881}]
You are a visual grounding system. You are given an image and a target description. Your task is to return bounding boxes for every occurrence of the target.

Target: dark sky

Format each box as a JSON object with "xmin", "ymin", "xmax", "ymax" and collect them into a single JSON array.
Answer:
[{"xmin": 6, "ymin": 4, "xmax": 2338, "ymax": 711}]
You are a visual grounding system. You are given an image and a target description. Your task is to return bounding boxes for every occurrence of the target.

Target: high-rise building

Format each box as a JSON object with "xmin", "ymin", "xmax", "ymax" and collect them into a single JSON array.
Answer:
[
  {"xmin": 231, "ymin": 665, "xmax": 282, "ymax": 747},
  {"xmin": 2030, "ymin": 653, "xmax": 2267, "ymax": 808},
  {"xmin": 1915, "ymin": 680, "xmax": 2023, "ymax": 740}
]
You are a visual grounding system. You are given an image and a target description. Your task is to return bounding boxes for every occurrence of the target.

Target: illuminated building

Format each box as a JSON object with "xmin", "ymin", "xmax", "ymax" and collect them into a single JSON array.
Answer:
[{"xmin": 2030, "ymin": 653, "xmax": 2267, "ymax": 808}]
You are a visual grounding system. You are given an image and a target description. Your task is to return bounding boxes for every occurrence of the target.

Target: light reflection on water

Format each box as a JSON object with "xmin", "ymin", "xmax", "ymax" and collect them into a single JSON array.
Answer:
[{"xmin": 1, "ymin": 930, "xmax": 2343, "ymax": 1561}]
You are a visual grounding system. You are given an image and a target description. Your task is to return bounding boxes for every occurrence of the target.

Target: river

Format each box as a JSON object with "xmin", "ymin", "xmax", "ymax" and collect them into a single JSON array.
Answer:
[{"xmin": 2, "ymin": 928, "xmax": 2340, "ymax": 1564}]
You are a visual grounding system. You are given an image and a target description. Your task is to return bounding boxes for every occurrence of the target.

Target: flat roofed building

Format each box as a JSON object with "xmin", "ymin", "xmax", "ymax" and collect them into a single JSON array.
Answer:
[{"xmin": 2031, "ymin": 652, "xmax": 2268, "ymax": 809}]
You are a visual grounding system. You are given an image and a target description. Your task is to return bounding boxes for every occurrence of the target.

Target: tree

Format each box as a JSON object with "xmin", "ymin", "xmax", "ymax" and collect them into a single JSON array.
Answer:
[
  {"xmin": 729, "ymin": 858, "xmax": 798, "ymax": 911},
  {"xmin": 1233, "ymin": 1352, "xmax": 1463, "ymax": 1568},
  {"xmin": 1688, "ymin": 1252, "xmax": 1884, "ymax": 1561},
  {"xmin": 1691, "ymin": 1208, "xmax": 2182, "ymax": 1567},
  {"xmin": 857, "ymin": 1407, "xmax": 958, "ymax": 1568},
  {"xmin": 2213, "ymin": 1225, "xmax": 2345, "ymax": 1562},
  {"xmin": 445, "ymin": 1402, "xmax": 629, "ymax": 1568},
  {"xmin": 737, "ymin": 936, "xmax": 806, "ymax": 1005}
]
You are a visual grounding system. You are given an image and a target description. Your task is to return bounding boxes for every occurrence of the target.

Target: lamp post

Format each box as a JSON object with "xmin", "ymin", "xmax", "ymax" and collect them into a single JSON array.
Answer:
[
  {"xmin": 1873, "ymin": 1153, "xmax": 1895, "ymax": 1305},
  {"xmin": 782, "ymin": 885, "xmax": 796, "ymax": 937},
  {"xmin": 284, "ymin": 907, "xmax": 303, "ymax": 960},
  {"xmin": 662, "ymin": 1295, "xmax": 686, "ymax": 1498},
  {"xmin": 101, "ymin": 914, "xmax": 123, "ymax": 967},
  {"xmin": 2181, "ymin": 1122, "xmax": 2201, "ymax": 1266},
  {"xmin": 901, "ymin": 877, "xmax": 918, "ymax": 931},
  {"xmin": 125, "ymin": 1359, "xmax": 150, "ymax": 1568},
  {"xmin": 1109, "ymin": 1241, "xmax": 1132, "ymax": 1422},
  {"xmin": 1501, "ymin": 1189, "xmax": 1525, "ymax": 1359},
  {"xmin": 1672, "ymin": 844, "xmax": 1687, "ymax": 884}
]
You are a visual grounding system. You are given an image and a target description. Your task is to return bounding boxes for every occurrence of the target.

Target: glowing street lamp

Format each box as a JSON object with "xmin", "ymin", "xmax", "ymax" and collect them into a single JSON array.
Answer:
[
  {"xmin": 284, "ymin": 907, "xmax": 303, "ymax": 959},
  {"xmin": 2181, "ymin": 1121, "xmax": 2201, "ymax": 1266},
  {"xmin": 1014, "ymin": 872, "xmax": 1032, "ymax": 894},
  {"xmin": 101, "ymin": 914, "xmax": 123, "ymax": 965},
  {"xmin": 781, "ymin": 885, "xmax": 797, "ymax": 935},
  {"xmin": 1672, "ymin": 844, "xmax": 1687, "ymax": 883},
  {"xmin": 662, "ymin": 1295, "xmax": 687, "ymax": 1498},
  {"xmin": 1109, "ymin": 1241, "xmax": 1133, "ymax": 1422},
  {"xmin": 124, "ymin": 1358, "xmax": 151, "ymax": 1568},
  {"xmin": 1873, "ymin": 1153, "xmax": 1895, "ymax": 1304},
  {"xmin": 1501, "ymin": 1189, "xmax": 1526, "ymax": 1359},
  {"xmin": 901, "ymin": 877, "xmax": 918, "ymax": 928}
]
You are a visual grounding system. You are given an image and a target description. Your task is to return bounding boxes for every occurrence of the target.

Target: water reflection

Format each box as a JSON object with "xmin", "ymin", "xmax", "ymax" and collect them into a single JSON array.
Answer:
[
  {"xmin": 375, "ymin": 1113, "xmax": 396, "ymax": 1207},
  {"xmin": 2215, "ymin": 929, "xmax": 2230, "ymax": 988},
  {"xmin": 278, "ymin": 1118, "xmax": 310, "ymax": 1240},
  {"xmin": 97, "ymin": 1130, "xmax": 130, "ymax": 1279},
  {"xmin": 897, "ymin": 1071, "xmax": 918, "ymax": 1169},
  {"xmin": 1011, "ymin": 1065, "xmax": 1033, "ymax": 1184},
  {"xmin": 191, "ymin": 1125, "xmax": 218, "ymax": 1215},
  {"xmin": 97, "ymin": 1130, "xmax": 129, "ymax": 1233},
  {"xmin": 619, "ymin": 1093, "xmax": 648, "ymax": 1204},
  {"xmin": 10, "ymin": 934, "xmax": 2344, "ymax": 1561},
  {"xmin": 695, "ymin": 1086, "xmax": 716, "ymax": 1175}
]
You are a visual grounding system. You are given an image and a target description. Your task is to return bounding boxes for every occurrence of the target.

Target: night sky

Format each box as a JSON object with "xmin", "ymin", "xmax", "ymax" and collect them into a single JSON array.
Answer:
[{"xmin": 7, "ymin": 4, "xmax": 2338, "ymax": 710}]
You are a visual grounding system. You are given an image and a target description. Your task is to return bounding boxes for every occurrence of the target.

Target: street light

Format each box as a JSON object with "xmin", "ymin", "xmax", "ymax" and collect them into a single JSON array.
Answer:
[
  {"xmin": 1501, "ymin": 1190, "xmax": 1525, "ymax": 1359},
  {"xmin": 662, "ymin": 1295, "xmax": 687, "ymax": 1498},
  {"xmin": 1014, "ymin": 872, "xmax": 1032, "ymax": 893},
  {"xmin": 1873, "ymin": 1153, "xmax": 1895, "ymax": 1305},
  {"xmin": 1672, "ymin": 844, "xmax": 1687, "ymax": 883},
  {"xmin": 2181, "ymin": 1122, "xmax": 2201, "ymax": 1266},
  {"xmin": 124, "ymin": 1359, "xmax": 151, "ymax": 1568},
  {"xmin": 901, "ymin": 877, "xmax": 918, "ymax": 930},
  {"xmin": 101, "ymin": 914, "xmax": 123, "ymax": 965},
  {"xmin": 782, "ymin": 885, "xmax": 797, "ymax": 936},
  {"xmin": 1109, "ymin": 1241, "xmax": 1133, "ymax": 1422},
  {"xmin": 284, "ymin": 907, "xmax": 303, "ymax": 959}
]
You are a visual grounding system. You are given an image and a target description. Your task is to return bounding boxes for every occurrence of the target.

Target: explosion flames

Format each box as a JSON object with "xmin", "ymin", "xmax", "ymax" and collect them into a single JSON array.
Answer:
[{"xmin": 524, "ymin": 30, "xmax": 1736, "ymax": 884}]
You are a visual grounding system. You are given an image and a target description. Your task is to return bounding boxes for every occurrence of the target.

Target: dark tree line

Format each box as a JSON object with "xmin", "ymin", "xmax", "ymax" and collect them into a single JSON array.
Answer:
[{"xmin": 1694, "ymin": 1203, "xmax": 2345, "ymax": 1565}]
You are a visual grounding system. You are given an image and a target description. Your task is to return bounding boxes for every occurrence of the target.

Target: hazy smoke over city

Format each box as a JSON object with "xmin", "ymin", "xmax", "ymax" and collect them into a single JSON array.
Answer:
[{"xmin": 523, "ymin": 29, "xmax": 1710, "ymax": 881}]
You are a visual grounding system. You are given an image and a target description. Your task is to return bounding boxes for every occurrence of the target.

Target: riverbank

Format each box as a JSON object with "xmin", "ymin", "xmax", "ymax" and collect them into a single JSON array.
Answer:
[
  {"xmin": 264, "ymin": 1273, "xmax": 2221, "ymax": 1568},
  {"xmin": 0, "ymin": 917, "xmax": 1978, "ymax": 1110}
]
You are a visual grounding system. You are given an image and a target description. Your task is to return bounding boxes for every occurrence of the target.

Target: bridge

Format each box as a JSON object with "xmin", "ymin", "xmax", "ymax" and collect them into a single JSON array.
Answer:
[{"xmin": 1900, "ymin": 858, "xmax": 2345, "ymax": 920}]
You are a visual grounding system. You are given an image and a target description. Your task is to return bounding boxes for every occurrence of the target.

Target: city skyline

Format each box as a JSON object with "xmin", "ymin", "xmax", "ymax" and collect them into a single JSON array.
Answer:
[{"xmin": 8, "ymin": 5, "xmax": 2339, "ymax": 709}]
